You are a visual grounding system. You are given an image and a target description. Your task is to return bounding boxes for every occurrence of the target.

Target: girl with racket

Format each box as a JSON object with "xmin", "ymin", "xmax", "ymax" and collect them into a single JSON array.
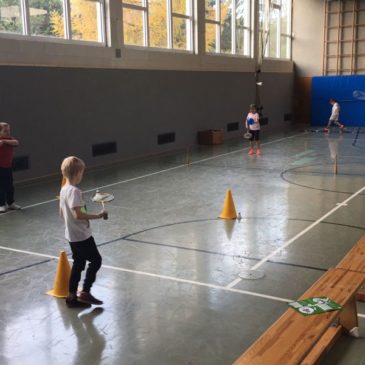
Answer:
[{"xmin": 245, "ymin": 104, "xmax": 261, "ymax": 155}]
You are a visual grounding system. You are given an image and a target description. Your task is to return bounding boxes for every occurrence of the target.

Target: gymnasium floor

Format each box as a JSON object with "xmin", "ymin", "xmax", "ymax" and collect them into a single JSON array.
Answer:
[{"xmin": 1, "ymin": 125, "xmax": 365, "ymax": 365}]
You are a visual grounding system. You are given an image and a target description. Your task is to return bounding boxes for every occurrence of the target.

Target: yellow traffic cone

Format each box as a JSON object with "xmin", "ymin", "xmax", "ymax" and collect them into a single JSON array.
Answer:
[
  {"xmin": 219, "ymin": 190, "xmax": 237, "ymax": 219},
  {"xmin": 47, "ymin": 251, "xmax": 71, "ymax": 298}
]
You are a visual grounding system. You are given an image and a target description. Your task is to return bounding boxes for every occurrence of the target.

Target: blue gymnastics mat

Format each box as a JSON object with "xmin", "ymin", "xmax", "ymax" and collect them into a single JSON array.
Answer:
[{"xmin": 311, "ymin": 75, "xmax": 365, "ymax": 126}]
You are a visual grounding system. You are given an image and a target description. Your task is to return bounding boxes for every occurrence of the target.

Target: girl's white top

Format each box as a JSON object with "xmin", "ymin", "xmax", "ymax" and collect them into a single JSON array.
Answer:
[{"xmin": 246, "ymin": 112, "xmax": 260, "ymax": 131}]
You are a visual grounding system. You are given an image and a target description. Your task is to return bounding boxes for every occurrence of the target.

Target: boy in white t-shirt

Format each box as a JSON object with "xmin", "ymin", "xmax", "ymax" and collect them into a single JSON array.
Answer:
[
  {"xmin": 324, "ymin": 98, "xmax": 345, "ymax": 133},
  {"xmin": 60, "ymin": 156, "xmax": 107, "ymax": 308},
  {"xmin": 245, "ymin": 104, "xmax": 261, "ymax": 155}
]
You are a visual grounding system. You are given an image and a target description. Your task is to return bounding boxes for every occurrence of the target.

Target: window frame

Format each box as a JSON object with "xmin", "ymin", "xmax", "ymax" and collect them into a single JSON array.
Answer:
[
  {"xmin": 0, "ymin": 0, "xmax": 106, "ymax": 44},
  {"xmin": 122, "ymin": 0, "xmax": 194, "ymax": 52},
  {"xmin": 205, "ymin": 0, "xmax": 251, "ymax": 57},
  {"xmin": 260, "ymin": 0, "xmax": 292, "ymax": 60}
]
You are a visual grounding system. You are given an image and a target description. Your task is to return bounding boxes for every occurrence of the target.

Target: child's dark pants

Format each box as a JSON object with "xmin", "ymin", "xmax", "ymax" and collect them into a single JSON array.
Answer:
[
  {"xmin": 69, "ymin": 236, "xmax": 102, "ymax": 294},
  {"xmin": 0, "ymin": 167, "xmax": 14, "ymax": 206}
]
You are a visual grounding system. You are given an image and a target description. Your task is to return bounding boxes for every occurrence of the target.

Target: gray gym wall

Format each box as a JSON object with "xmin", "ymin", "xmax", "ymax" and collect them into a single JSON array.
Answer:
[
  {"xmin": 0, "ymin": 66, "xmax": 293, "ymax": 181},
  {"xmin": 292, "ymin": 0, "xmax": 324, "ymax": 77}
]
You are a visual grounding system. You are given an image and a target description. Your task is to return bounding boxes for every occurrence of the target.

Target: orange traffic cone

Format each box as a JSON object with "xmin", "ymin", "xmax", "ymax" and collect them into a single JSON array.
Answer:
[
  {"xmin": 47, "ymin": 251, "xmax": 71, "ymax": 298},
  {"xmin": 219, "ymin": 190, "xmax": 237, "ymax": 219}
]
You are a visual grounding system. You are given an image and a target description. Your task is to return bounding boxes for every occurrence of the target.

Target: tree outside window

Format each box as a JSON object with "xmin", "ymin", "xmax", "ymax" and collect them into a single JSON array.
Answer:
[
  {"xmin": 0, "ymin": 0, "xmax": 104, "ymax": 42},
  {"xmin": 122, "ymin": 0, "xmax": 193, "ymax": 51},
  {"xmin": 205, "ymin": 0, "xmax": 250, "ymax": 56}
]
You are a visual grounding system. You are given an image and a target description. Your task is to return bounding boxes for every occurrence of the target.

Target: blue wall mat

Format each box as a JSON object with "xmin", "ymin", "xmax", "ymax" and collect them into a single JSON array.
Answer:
[{"xmin": 311, "ymin": 75, "xmax": 365, "ymax": 126}]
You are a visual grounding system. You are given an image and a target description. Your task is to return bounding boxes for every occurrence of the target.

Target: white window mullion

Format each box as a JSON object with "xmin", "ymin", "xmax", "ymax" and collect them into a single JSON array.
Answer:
[
  {"xmin": 265, "ymin": 0, "xmax": 270, "ymax": 58},
  {"xmin": 186, "ymin": 0, "xmax": 193, "ymax": 51},
  {"xmin": 21, "ymin": 0, "xmax": 30, "ymax": 35},
  {"xmin": 96, "ymin": 0, "xmax": 105, "ymax": 43},
  {"xmin": 276, "ymin": 4, "xmax": 280, "ymax": 58},
  {"xmin": 216, "ymin": 0, "xmax": 221, "ymax": 52},
  {"xmin": 64, "ymin": 0, "xmax": 71, "ymax": 40},
  {"xmin": 288, "ymin": 0, "xmax": 292, "ymax": 59},
  {"xmin": 167, "ymin": 0, "xmax": 172, "ymax": 49},
  {"xmin": 232, "ymin": 0, "xmax": 236, "ymax": 54},
  {"xmin": 247, "ymin": 0, "xmax": 251, "ymax": 56},
  {"xmin": 144, "ymin": 0, "xmax": 149, "ymax": 47}
]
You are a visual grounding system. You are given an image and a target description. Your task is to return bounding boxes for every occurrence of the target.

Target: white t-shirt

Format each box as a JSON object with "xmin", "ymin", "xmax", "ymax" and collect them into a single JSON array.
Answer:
[
  {"xmin": 60, "ymin": 184, "xmax": 92, "ymax": 242},
  {"xmin": 246, "ymin": 112, "xmax": 260, "ymax": 131},
  {"xmin": 330, "ymin": 103, "xmax": 340, "ymax": 121}
]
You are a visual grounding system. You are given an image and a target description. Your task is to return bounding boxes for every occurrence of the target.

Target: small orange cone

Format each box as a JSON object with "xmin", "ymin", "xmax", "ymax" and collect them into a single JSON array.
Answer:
[
  {"xmin": 219, "ymin": 190, "xmax": 237, "ymax": 219},
  {"xmin": 47, "ymin": 251, "xmax": 71, "ymax": 298}
]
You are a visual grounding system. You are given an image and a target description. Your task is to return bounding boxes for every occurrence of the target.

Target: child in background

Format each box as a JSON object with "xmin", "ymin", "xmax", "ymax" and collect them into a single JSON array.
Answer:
[
  {"xmin": 245, "ymin": 104, "xmax": 261, "ymax": 155},
  {"xmin": 60, "ymin": 156, "xmax": 107, "ymax": 308},
  {"xmin": 324, "ymin": 98, "xmax": 345, "ymax": 133},
  {"xmin": 0, "ymin": 122, "xmax": 21, "ymax": 212}
]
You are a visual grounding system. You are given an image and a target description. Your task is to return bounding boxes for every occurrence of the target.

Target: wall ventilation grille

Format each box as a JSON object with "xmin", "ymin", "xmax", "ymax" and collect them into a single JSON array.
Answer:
[
  {"xmin": 158, "ymin": 132, "xmax": 175, "ymax": 145},
  {"xmin": 227, "ymin": 122, "xmax": 239, "ymax": 131},
  {"xmin": 92, "ymin": 142, "xmax": 117, "ymax": 156}
]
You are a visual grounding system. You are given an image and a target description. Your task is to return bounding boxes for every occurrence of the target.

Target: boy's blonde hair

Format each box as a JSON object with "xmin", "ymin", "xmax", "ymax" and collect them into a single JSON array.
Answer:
[
  {"xmin": 0, "ymin": 122, "xmax": 9, "ymax": 132},
  {"xmin": 61, "ymin": 156, "xmax": 85, "ymax": 180}
]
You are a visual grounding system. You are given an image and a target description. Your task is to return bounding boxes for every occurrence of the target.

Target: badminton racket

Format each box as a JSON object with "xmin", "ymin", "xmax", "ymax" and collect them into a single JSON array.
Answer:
[{"xmin": 91, "ymin": 191, "xmax": 114, "ymax": 220}]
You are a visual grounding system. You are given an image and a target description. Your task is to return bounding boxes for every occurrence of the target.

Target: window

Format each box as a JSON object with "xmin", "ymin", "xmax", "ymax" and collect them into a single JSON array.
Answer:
[
  {"xmin": 122, "ymin": 0, "xmax": 146, "ymax": 46},
  {"xmin": 259, "ymin": 0, "xmax": 291, "ymax": 60},
  {"xmin": 205, "ymin": 0, "xmax": 251, "ymax": 56},
  {"xmin": 0, "ymin": 0, "xmax": 105, "ymax": 43},
  {"xmin": 122, "ymin": 0, "xmax": 193, "ymax": 51},
  {"xmin": 0, "ymin": 0, "xmax": 22, "ymax": 34}
]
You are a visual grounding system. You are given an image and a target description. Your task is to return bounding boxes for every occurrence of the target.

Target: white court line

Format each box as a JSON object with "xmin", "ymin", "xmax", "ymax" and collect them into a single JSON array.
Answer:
[
  {"xmin": 0, "ymin": 245, "xmax": 59, "ymax": 259},
  {"xmin": 0, "ymin": 243, "xmax": 290, "ymax": 303},
  {"xmin": 101, "ymin": 264, "xmax": 292, "ymax": 303},
  {"xmin": 4, "ymin": 132, "xmax": 305, "ymax": 212},
  {"xmin": 2, "ymin": 244, "xmax": 365, "ymax": 318},
  {"xmin": 226, "ymin": 185, "xmax": 365, "ymax": 289}
]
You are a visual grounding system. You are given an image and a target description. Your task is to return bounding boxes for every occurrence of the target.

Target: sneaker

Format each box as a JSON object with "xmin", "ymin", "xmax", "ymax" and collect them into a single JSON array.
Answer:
[
  {"xmin": 0, "ymin": 205, "xmax": 7, "ymax": 213},
  {"xmin": 340, "ymin": 124, "xmax": 345, "ymax": 130},
  {"xmin": 323, "ymin": 128, "xmax": 329, "ymax": 133},
  {"xmin": 256, "ymin": 149, "xmax": 261, "ymax": 155},
  {"xmin": 248, "ymin": 148, "xmax": 254, "ymax": 155},
  {"xmin": 66, "ymin": 296, "xmax": 91, "ymax": 308},
  {"xmin": 8, "ymin": 203, "xmax": 21, "ymax": 210},
  {"xmin": 78, "ymin": 291, "xmax": 103, "ymax": 305}
]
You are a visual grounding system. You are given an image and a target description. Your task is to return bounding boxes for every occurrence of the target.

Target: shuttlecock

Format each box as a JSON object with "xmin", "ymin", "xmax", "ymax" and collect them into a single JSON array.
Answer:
[
  {"xmin": 237, "ymin": 212, "xmax": 242, "ymax": 220},
  {"xmin": 92, "ymin": 190, "xmax": 103, "ymax": 202}
]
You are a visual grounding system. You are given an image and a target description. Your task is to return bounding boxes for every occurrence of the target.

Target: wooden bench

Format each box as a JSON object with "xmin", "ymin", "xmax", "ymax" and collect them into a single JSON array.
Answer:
[
  {"xmin": 233, "ymin": 268, "xmax": 365, "ymax": 365},
  {"xmin": 336, "ymin": 235, "xmax": 365, "ymax": 301}
]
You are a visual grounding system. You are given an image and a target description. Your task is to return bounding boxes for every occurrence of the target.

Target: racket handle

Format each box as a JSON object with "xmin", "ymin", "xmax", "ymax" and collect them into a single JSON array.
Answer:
[{"xmin": 101, "ymin": 202, "xmax": 108, "ymax": 220}]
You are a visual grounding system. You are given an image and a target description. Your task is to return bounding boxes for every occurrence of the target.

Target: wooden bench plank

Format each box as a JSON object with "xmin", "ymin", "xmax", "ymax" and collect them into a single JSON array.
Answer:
[
  {"xmin": 337, "ymin": 243, "xmax": 365, "ymax": 272},
  {"xmin": 336, "ymin": 235, "xmax": 365, "ymax": 301},
  {"xmin": 299, "ymin": 325, "xmax": 343, "ymax": 365},
  {"xmin": 233, "ymin": 269, "xmax": 365, "ymax": 365}
]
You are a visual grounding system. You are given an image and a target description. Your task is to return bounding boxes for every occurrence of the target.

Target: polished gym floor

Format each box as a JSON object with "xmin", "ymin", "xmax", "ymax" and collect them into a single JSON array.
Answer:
[{"xmin": 1, "ymin": 125, "xmax": 365, "ymax": 365}]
